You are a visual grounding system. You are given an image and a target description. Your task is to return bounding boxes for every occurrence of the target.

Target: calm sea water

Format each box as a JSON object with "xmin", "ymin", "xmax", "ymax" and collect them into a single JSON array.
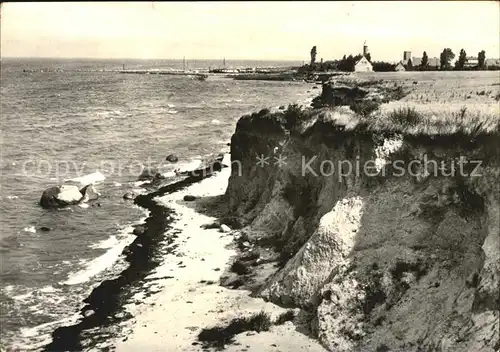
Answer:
[{"xmin": 0, "ymin": 58, "xmax": 312, "ymax": 350}]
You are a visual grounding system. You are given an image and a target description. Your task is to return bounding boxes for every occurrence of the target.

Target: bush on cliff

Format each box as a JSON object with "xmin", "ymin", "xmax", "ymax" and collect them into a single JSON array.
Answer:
[
  {"xmin": 388, "ymin": 107, "xmax": 423, "ymax": 128},
  {"xmin": 349, "ymin": 100, "xmax": 381, "ymax": 117},
  {"xmin": 283, "ymin": 103, "xmax": 307, "ymax": 129},
  {"xmin": 198, "ymin": 311, "xmax": 272, "ymax": 348}
]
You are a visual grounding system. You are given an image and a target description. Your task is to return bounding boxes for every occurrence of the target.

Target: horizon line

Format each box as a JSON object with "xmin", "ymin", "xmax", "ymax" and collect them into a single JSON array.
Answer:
[{"xmin": 0, "ymin": 56, "xmax": 306, "ymax": 62}]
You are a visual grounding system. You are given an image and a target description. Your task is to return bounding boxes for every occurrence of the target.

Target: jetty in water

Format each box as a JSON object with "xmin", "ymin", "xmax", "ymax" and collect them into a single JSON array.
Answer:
[{"xmin": 118, "ymin": 69, "xmax": 208, "ymax": 78}]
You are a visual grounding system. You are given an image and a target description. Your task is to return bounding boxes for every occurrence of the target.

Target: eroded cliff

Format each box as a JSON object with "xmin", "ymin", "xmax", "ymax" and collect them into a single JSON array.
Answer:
[{"xmin": 225, "ymin": 105, "xmax": 500, "ymax": 352}]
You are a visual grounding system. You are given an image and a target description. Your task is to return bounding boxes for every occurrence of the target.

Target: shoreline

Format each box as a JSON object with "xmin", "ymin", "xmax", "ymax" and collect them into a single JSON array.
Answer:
[
  {"xmin": 43, "ymin": 162, "xmax": 227, "ymax": 351},
  {"xmin": 113, "ymin": 155, "xmax": 326, "ymax": 352},
  {"xmin": 40, "ymin": 85, "xmax": 322, "ymax": 351}
]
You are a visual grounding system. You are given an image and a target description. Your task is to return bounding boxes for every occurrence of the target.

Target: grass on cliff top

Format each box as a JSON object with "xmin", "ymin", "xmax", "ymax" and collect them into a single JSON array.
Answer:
[{"xmin": 279, "ymin": 102, "xmax": 499, "ymax": 137}]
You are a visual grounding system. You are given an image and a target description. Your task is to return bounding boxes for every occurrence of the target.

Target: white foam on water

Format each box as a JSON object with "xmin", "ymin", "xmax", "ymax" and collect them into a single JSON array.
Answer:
[
  {"xmin": 64, "ymin": 171, "xmax": 106, "ymax": 185},
  {"xmin": 61, "ymin": 213, "xmax": 148, "ymax": 286},
  {"xmin": 23, "ymin": 226, "xmax": 36, "ymax": 234},
  {"xmin": 178, "ymin": 159, "xmax": 202, "ymax": 172},
  {"xmin": 39, "ymin": 286, "xmax": 57, "ymax": 293},
  {"xmin": 166, "ymin": 110, "xmax": 178, "ymax": 114},
  {"xmin": 90, "ymin": 235, "xmax": 119, "ymax": 249},
  {"xmin": 7, "ymin": 195, "xmax": 19, "ymax": 199},
  {"xmin": 132, "ymin": 180, "xmax": 149, "ymax": 187},
  {"xmin": 78, "ymin": 203, "xmax": 89, "ymax": 209},
  {"xmin": 16, "ymin": 312, "xmax": 81, "ymax": 351},
  {"xmin": 211, "ymin": 119, "xmax": 221, "ymax": 125},
  {"xmin": 62, "ymin": 231, "xmax": 136, "ymax": 286},
  {"xmin": 113, "ymin": 182, "xmax": 122, "ymax": 187}
]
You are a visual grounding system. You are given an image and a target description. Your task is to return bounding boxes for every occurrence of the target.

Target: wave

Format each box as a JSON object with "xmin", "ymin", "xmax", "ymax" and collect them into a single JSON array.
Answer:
[
  {"xmin": 23, "ymin": 226, "xmax": 36, "ymax": 234},
  {"xmin": 61, "ymin": 212, "xmax": 148, "ymax": 286},
  {"xmin": 95, "ymin": 110, "xmax": 121, "ymax": 117},
  {"xmin": 64, "ymin": 171, "xmax": 106, "ymax": 186}
]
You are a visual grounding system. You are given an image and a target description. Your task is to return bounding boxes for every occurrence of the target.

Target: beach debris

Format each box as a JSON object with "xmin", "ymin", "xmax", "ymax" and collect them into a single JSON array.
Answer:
[
  {"xmin": 201, "ymin": 222, "xmax": 220, "ymax": 229},
  {"xmin": 166, "ymin": 154, "xmax": 179, "ymax": 163},
  {"xmin": 231, "ymin": 260, "xmax": 251, "ymax": 275},
  {"xmin": 219, "ymin": 224, "xmax": 231, "ymax": 233},
  {"xmin": 184, "ymin": 195, "xmax": 197, "ymax": 201},
  {"xmin": 219, "ymin": 216, "xmax": 244, "ymax": 229}
]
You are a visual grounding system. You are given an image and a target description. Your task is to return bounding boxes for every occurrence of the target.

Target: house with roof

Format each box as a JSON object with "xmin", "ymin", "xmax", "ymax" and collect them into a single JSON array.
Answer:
[
  {"xmin": 354, "ymin": 41, "xmax": 373, "ymax": 72},
  {"xmin": 486, "ymin": 58, "xmax": 500, "ymax": 67},
  {"xmin": 411, "ymin": 57, "xmax": 439, "ymax": 68},
  {"xmin": 464, "ymin": 57, "xmax": 480, "ymax": 68},
  {"xmin": 354, "ymin": 56, "xmax": 373, "ymax": 72},
  {"xmin": 395, "ymin": 61, "xmax": 406, "ymax": 71}
]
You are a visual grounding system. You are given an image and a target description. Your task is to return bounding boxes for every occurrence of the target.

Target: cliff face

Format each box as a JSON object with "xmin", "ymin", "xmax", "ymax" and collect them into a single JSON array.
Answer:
[{"xmin": 225, "ymin": 107, "xmax": 499, "ymax": 351}]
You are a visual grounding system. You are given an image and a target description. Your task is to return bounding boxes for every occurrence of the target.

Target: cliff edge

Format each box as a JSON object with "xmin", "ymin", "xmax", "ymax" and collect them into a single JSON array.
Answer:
[{"xmin": 224, "ymin": 92, "xmax": 500, "ymax": 351}]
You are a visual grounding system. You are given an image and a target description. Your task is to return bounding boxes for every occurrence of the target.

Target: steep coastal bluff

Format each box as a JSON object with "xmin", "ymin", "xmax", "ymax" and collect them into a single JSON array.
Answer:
[{"xmin": 224, "ymin": 89, "xmax": 500, "ymax": 351}]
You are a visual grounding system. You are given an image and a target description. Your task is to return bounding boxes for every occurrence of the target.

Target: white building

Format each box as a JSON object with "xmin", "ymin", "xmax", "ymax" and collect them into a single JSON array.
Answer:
[
  {"xmin": 395, "ymin": 62, "xmax": 406, "ymax": 71},
  {"xmin": 354, "ymin": 56, "xmax": 373, "ymax": 72}
]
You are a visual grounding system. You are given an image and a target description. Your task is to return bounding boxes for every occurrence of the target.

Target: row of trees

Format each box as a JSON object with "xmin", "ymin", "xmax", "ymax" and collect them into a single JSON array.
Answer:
[
  {"xmin": 303, "ymin": 46, "xmax": 497, "ymax": 72},
  {"xmin": 374, "ymin": 49, "xmax": 494, "ymax": 72},
  {"xmin": 439, "ymin": 48, "xmax": 487, "ymax": 70}
]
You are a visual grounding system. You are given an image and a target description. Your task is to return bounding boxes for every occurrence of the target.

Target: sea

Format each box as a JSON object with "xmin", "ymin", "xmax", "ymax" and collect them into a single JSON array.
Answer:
[{"xmin": 0, "ymin": 58, "xmax": 314, "ymax": 350}]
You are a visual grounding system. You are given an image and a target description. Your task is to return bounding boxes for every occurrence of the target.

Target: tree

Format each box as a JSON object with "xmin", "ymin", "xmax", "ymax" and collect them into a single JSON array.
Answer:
[
  {"xmin": 421, "ymin": 51, "xmax": 429, "ymax": 67},
  {"xmin": 406, "ymin": 58, "xmax": 413, "ymax": 71},
  {"xmin": 478, "ymin": 50, "xmax": 486, "ymax": 69},
  {"xmin": 373, "ymin": 61, "xmax": 396, "ymax": 72},
  {"xmin": 456, "ymin": 49, "xmax": 467, "ymax": 69},
  {"xmin": 310, "ymin": 46, "xmax": 317, "ymax": 65},
  {"xmin": 365, "ymin": 53, "xmax": 372, "ymax": 62},
  {"xmin": 440, "ymin": 48, "xmax": 455, "ymax": 70}
]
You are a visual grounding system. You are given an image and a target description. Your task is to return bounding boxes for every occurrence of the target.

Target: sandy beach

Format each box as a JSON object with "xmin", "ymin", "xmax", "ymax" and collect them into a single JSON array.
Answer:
[{"xmin": 113, "ymin": 155, "xmax": 326, "ymax": 351}]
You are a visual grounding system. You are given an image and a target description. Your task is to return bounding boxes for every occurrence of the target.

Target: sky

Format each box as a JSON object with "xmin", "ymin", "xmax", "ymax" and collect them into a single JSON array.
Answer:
[{"xmin": 1, "ymin": 1, "xmax": 499, "ymax": 62}]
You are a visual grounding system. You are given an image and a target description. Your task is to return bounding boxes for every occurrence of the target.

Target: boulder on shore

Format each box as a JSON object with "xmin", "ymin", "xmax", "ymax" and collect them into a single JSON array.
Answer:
[
  {"xmin": 166, "ymin": 154, "xmax": 179, "ymax": 163},
  {"xmin": 220, "ymin": 224, "xmax": 231, "ymax": 233},
  {"xmin": 137, "ymin": 167, "xmax": 158, "ymax": 181},
  {"xmin": 177, "ymin": 153, "xmax": 227, "ymax": 177},
  {"xmin": 40, "ymin": 185, "xmax": 83, "ymax": 209}
]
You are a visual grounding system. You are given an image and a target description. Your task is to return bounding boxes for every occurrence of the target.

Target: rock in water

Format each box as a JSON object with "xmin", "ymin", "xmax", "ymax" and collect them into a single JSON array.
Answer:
[
  {"xmin": 40, "ymin": 226, "xmax": 51, "ymax": 232},
  {"xmin": 137, "ymin": 167, "xmax": 158, "ymax": 181},
  {"xmin": 166, "ymin": 154, "xmax": 179, "ymax": 163},
  {"xmin": 40, "ymin": 185, "xmax": 83, "ymax": 209},
  {"xmin": 79, "ymin": 184, "xmax": 100, "ymax": 203},
  {"xmin": 133, "ymin": 225, "xmax": 146, "ymax": 236},
  {"xmin": 123, "ymin": 191, "xmax": 136, "ymax": 200}
]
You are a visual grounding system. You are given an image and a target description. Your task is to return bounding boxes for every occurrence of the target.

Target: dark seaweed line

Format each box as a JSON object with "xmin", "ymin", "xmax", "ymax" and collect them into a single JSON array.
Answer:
[{"xmin": 43, "ymin": 167, "xmax": 221, "ymax": 352}]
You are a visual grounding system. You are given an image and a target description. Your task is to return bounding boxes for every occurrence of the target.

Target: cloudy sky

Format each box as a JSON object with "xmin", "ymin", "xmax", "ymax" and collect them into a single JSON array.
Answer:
[{"xmin": 1, "ymin": 1, "xmax": 499, "ymax": 62}]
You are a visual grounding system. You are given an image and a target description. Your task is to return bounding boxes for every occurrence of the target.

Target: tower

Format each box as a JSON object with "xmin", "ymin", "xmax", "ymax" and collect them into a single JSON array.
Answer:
[
  {"xmin": 363, "ymin": 41, "xmax": 369, "ymax": 56},
  {"xmin": 404, "ymin": 51, "xmax": 412, "ymax": 62}
]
